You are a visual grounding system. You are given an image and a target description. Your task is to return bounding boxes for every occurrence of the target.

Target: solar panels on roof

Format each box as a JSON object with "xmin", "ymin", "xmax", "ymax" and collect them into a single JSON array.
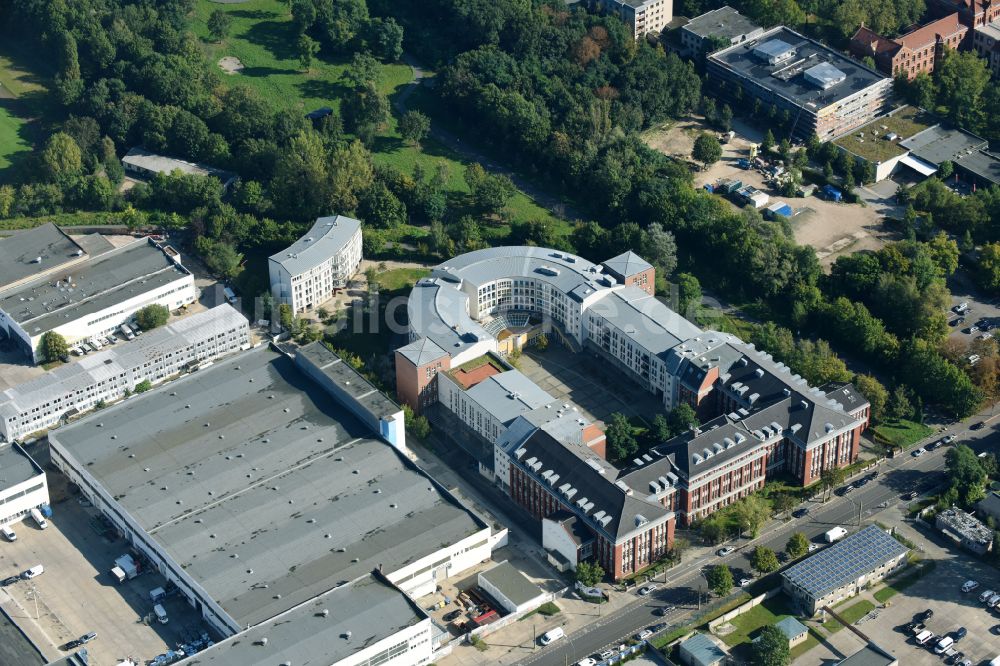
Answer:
[
  {"xmin": 804, "ymin": 62, "xmax": 846, "ymax": 89},
  {"xmin": 754, "ymin": 39, "xmax": 795, "ymax": 64}
]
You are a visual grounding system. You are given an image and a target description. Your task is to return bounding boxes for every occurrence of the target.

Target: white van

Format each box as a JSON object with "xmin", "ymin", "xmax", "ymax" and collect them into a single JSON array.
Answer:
[
  {"xmin": 21, "ymin": 565, "xmax": 43, "ymax": 579},
  {"xmin": 153, "ymin": 604, "xmax": 169, "ymax": 624},
  {"xmin": 915, "ymin": 629, "xmax": 934, "ymax": 645},
  {"xmin": 30, "ymin": 508, "xmax": 47, "ymax": 530},
  {"xmin": 539, "ymin": 627, "xmax": 564, "ymax": 645},
  {"xmin": 935, "ymin": 636, "xmax": 955, "ymax": 654},
  {"xmin": 1, "ymin": 525, "xmax": 16, "ymax": 542}
]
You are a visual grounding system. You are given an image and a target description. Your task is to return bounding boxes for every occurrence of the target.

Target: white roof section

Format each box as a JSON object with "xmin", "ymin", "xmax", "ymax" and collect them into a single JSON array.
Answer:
[
  {"xmin": 268, "ymin": 215, "xmax": 361, "ymax": 276},
  {"xmin": 0, "ymin": 305, "xmax": 249, "ymax": 424},
  {"xmin": 898, "ymin": 154, "xmax": 938, "ymax": 176},
  {"xmin": 122, "ymin": 147, "xmax": 235, "ymax": 184}
]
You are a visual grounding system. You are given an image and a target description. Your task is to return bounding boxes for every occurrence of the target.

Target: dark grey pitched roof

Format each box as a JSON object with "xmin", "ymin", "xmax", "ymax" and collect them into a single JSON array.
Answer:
[
  {"xmin": 510, "ymin": 428, "xmax": 672, "ymax": 542},
  {"xmin": 396, "ymin": 337, "xmax": 449, "ymax": 366},
  {"xmin": 602, "ymin": 251, "xmax": 653, "ymax": 279}
]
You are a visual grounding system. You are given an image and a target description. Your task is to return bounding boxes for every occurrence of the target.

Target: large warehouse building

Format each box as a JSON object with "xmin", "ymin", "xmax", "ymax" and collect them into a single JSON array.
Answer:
[
  {"xmin": 396, "ymin": 246, "xmax": 869, "ymax": 577},
  {"xmin": 707, "ymin": 27, "xmax": 892, "ymax": 141},
  {"xmin": 48, "ymin": 344, "xmax": 498, "ymax": 665},
  {"xmin": 268, "ymin": 215, "xmax": 363, "ymax": 314},
  {"xmin": 0, "ymin": 304, "xmax": 250, "ymax": 442},
  {"xmin": 0, "ymin": 235, "xmax": 196, "ymax": 363}
]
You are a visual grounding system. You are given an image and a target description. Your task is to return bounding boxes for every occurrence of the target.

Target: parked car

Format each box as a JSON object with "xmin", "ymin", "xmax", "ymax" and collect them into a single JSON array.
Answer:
[
  {"xmin": 992, "ymin": 624, "xmax": 1000, "ymax": 635},
  {"xmin": 971, "ymin": 421, "xmax": 986, "ymax": 430},
  {"xmin": 808, "ymin": 543, "xmax": 820, "ymax": 552},
  {"xmin": 912, "ymin": 448, "xmax": 926, "ymax": 457},
  {"xmin": 655, "ymin": 605, "xmax": 676, "ymax": 616},
  {"xmin": 443, "ymin": 610, "xmax": 462, "ymax": 622},
  {"xmin": 904, "ymin": 491, "xmax": 919, "ymax": 500},
  {"xmin": 1, "ymin": 575, "xmax": 19, "ymax": 587},
  {"xmin": 988, "ymin": 593, "xmax": 1000, "ymax": 608},
  {"xmin": 919, "ymin": 608, "xmax": 934, "ymax": 622},
  {"xmin": 716, "ymin": 546, "xmax": 735, "ymax": 556},
  {"xmin": 63, "ymin": 633, "xmax": 97, "ymax": 650},
  {"xmin": 926, "ymin": 441, "xmax": 941, "ymax": 451},
  {"xmin": 635, "ymin": 629, "xmax": 654, "ymax": 641},
  {"xmin": 950, "ymin": 318, "xmax": 964, "ymax": 327},
  {"xmin": 650, "ymin": 622, "xmax": 668, "ymax": 632},
  {"xmin": 962, "ymin": 580, "xmax": 980, "ymax": 592},
  {"xmin": 792, "ymin": 508, "xmax": 809, "ymax": 518},
  {"xmin": 981, "ymin": 589, "xmax": 995, "ymax": 603},
  {"xmin": 943, "ymin": 434, "xmax": 956, "ymax": 443},
  {"xmin": 598, "ymin": 649, "xmax": 616, "ymax": 660},
  {"xmin": 539, "ymin": 627, "xmax": 565, "ymax": 645},
  {"xmin": 638, "ymin": 584, "xmax": 660, "ymax": 596},
  {"xmin": 21, "ymin": 565, "xmax": 43, "ymax": 579},
  {"xmin": 575, "ymin": 659, "xmax": 596, "ymax": 666},
  {"xmin": 739, "ymin": 577, "xmax": 754, "ymax": 587},
  {"xmin": 947, "ymin": 652, "xmax": 964, "ymax": 665},
  {"xmin": 954, "ymin": 627, "xmax": 967, "ymax": 641}
]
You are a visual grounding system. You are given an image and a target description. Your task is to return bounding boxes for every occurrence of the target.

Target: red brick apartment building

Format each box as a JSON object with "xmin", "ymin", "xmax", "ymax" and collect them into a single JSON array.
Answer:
[
  {"xmin": 927, "ymin": 0, "xmax": 1000, "ymax": 27},
  {"xmin": 850, "ymin": 14, "xmax": 969, "ymax": 78}
]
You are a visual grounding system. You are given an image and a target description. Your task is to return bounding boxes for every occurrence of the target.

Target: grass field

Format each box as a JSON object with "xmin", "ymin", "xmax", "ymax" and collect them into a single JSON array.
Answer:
[
  {"xmin": 873, "ymin": 419, "xmax": 934, "ymax": 449},
  {"xmin": 374, "ymin": 267, "xmax": 429, "ymax": 292},
  {"xmin": 190, "ymin": 0, "xmax": 568, "ymax": 235},
  {"xmin": 0, "ymin": 51, "xmax": 50, "ymax": 175},
  {"xmin": 823, "ymin": 598, "xmax": 875, "ymax": 632}
]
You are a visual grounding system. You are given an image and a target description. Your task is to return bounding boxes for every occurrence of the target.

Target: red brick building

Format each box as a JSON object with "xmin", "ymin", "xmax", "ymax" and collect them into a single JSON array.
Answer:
[
  {"xmin": 927, "ymin": 0, "xmax": 1000, "ymax": 28},
  {"xmin": 850, "ymin": 14, "xmax": 968, "ymax": 79},
  {"xmin": 394, "ymin": 337, "xmax": 450, "ymax": 413},
  {"xmin": 601, "ymin": 251, "xmax": 656, "ymax": 296}
]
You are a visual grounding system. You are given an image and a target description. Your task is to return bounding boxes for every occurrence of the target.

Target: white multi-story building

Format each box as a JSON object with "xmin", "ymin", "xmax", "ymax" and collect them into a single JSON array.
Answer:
[
  {"xmin": 0, "ymin": 237, "xmax": 197, "ymax": 363},
  {"xmin": 0, "ymin": 305, "xmax": 250, "ymax": 442},
  {"xmin": 268, "ymin": 215, "xmax": 363, "ymax": 314},
  {"xmin": 599, "ymin": 0, "xmax": 674, "ymax": 39},
  {"xmin": 0, "ymin": 443, "xmax": 49, "ymax": 527}
]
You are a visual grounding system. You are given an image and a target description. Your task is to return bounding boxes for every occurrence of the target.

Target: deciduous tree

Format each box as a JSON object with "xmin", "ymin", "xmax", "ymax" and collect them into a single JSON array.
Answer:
[{"xmin": 706, "ymin": 564, "xmax": 733, "ymax": 597}]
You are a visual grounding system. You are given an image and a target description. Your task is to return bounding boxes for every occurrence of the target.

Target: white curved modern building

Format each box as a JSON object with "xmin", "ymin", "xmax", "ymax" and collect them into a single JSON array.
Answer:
[
  {"xmin": 395, "ymin": 246, "xmax": 870, "ymax": 580},
  {"xmin": 268, "ymin": 215, "xmax": 363, "ymax": 314}
]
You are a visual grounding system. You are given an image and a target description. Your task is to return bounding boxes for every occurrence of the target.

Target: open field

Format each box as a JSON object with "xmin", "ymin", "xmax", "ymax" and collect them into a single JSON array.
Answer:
[
  {"xmin": 873, "ymin": 419, "xmax": 935, "ymax": 450},
  {"xmin": 0, "ymin": 50, "xmax": 49, "ymax": 175}
]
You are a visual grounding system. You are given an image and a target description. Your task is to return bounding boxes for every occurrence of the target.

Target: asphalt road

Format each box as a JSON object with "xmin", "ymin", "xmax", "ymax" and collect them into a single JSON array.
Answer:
[{"xmin": 523, "ymin": 420, "xmax": 999, "ymax": 666}]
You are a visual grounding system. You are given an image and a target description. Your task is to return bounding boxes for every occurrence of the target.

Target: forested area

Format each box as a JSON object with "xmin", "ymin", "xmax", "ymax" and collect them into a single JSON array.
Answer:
[{"xmin": 0, "ymin": 0, "xmax": 996, "ymax": 418}]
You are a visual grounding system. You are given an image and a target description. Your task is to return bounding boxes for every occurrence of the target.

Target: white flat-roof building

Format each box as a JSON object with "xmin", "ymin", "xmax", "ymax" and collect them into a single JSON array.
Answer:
[
  {"xmin": 0, "ymin": 305, "xmax": 250, "ymax": 442},
  {"xmin": 48, "ymin": 345, "xmax": 497, "ymax": 643},
  {"xmin": 122, "ymin": 147, "xmax": 237, "ymax": 191},
  {"xmin": 268, "ymin": 216, "xmax": 363, "ymax": 314},
  {"xmin": 0, "ymin": 237, "xmax": 197, "ymax": 363},
  {"xmin": 0, "ymin": 443, "xmax": 49, "ymax": 527}
]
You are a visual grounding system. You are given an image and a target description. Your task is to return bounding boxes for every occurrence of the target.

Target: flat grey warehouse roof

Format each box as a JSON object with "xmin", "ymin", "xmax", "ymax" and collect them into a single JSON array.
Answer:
[
  {"xmin": 48, "ymin": 346, "xmax": 485, "ymax": 627},
  {"xmin": 177, "ymin": 573, "xmax": 425, "ymax": 666},
  {"xmin": 0, "ymin": 238, "xmax": 190, "ymax": 336},
  {"xmin": 709, "ymin": 27, "xmax": 888, "ymax": 109},
  {"xmin": 0, "ymin": 443, "xmax": 44, "ymax": 493},
  {"xmin": 0, "ymin": 223, "xmax": 84, "ymax": 290}
]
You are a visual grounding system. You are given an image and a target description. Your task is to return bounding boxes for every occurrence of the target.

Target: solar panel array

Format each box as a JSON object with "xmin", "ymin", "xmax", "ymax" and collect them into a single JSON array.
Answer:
[{"xmin": 782, "ymin": 525, "xmax": 908, "ymax": 598}]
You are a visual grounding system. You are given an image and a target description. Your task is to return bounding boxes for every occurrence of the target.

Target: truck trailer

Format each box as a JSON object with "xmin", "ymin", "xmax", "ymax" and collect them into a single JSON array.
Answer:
[{"xmin": 111, "ymin": 554, "xmax": 140, "ymax": 583}]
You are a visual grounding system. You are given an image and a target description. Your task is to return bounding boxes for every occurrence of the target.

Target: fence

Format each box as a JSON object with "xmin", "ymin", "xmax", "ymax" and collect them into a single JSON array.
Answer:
[{"xmin": 708, "ymin": 587, "xmax": 782, "ymax": 631}]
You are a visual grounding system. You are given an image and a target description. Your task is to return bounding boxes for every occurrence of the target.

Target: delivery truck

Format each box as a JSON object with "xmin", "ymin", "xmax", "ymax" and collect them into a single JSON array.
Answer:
[
  {"xmin": 825, "ymin": 526, "xmax": 848, "ymax": 543},
  {"xmin": 111, "ymin": 554, "xmax": 140, "ymax": 583}
]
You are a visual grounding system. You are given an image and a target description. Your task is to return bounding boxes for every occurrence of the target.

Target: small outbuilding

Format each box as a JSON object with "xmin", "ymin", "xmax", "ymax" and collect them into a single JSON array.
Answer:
[
  {"xmin": 679, "ymin": 633, "xmax": 729, "ymax": 666},
  {"xmin": 477, "ymin": 561, "xmax": 547, "ymax": 614}
]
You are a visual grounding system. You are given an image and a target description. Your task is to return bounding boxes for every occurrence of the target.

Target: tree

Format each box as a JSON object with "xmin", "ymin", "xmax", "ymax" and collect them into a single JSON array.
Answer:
[
  {"xmin": 359, "ymin": 182, "xmax": 406, "ymax": 229},
  {"xmin": 399, "ymin": 110, "xmax": 431, "ymax": 147},
  {"xmin": 706, "ymin": 564, "xmax": 733, "ymax": 597},
  {"xmin": 534, "ymin": 333, "xmax": 549, "ymax": 351},
  {"xmin": 652, "ymin": 413, "xmax": 671, "ymax": 442},
  {"xmin": 667, "ymin": 403, "xmax": 699, "ymax": 436},
  {"xmin": 368, "ymin": 17, "xmax": 404, "ymax": 61},
  {"xmin": 465, "ymin": 164, "xmax": 516, "ymax": 216},
  {"xmin": 298, "ymin": 34, "xmax": 319, "ymax": 71},
  {"xmin": 341, "ymin": 82, "xmax": 390, "ymax": 143},
  {"xmin": 752, "ymin": 625, "xmax": 791, "ymax": 666},
  {"xmin": 576, "ymin": 560, "xmax": 605, "ymax": 587},
  {"xmin": 199, "ymin": 238, "xmax": 244, "ymax": 279},
  {"xmin": 207, "ymin": 10, "xmax": 232, "ymax": 42},
  {"xmin": 278, "ymin": 303, "xmax": 294, "ymax": 332},
  {"xmin": 820, "ymin": 467, "xmax": 846, "ymax": 501},
  {"xmin": 886, "ymin": 385, "xmax": 913, "ymax": 421},
  {"xmin": 344, "ymin": 52, "xmax": 381, "ymax": 89},
  {"xmin": 40, "ymin": 132, "xmax": 82, "ymax": 182},
  {"xmin": 935, "ymin": 49, "xmax": 991, "ymax": 131},
  {"xmin": 675, "ymin": 273, "xmax": 702, "ymax": 319},
  {"xmin": 402, "ymin": 404, "xmax": 431, "ymax": 440},
  {"xmin": 606, "ymin": 412, "xmax": 638, "ymax": 461},
  {"xmin": 699, "ymin": 518, "xmax": 727, "ymax": 545},
  {"xmin": 731, "ymin": 495, "xmax": 771, "ymax": 537},
  {"xmin": 786, "ymin": 532, "xmax": 809, "ymax": 559},
  {"xmin": 41, "ymin": 332, "xmax": 68, "ymax": 362},
  {"xmin": 644, "ymin": 223, "xmax": 678, "ymax": 275},
  {"xmin": 692, "ymin": 133, "xmax": 723, "ymax": 168},
  {"xmin": 853, "ymin": 374, "xmax": 888, "ymax": 423},
  {"xmin": 761, "ymin": 129, "xmax": 775, "ymax": 154},
  {"xmin": 135, "ymin": 304, "xmax": 169, "ymax": 330},
  {"xmin": 772, "ymin": 493, "xmax": 796, "ymax": 515},
  {"xmin": 54, "ymin": 30, "xmax": 83, "ymax": 105},
  {"xmin": 750, "ymin": 546, "xmax": 779, "ymax": 574},
  {"xmin": 134, "ymin": 379, "xmax": 153, "ymax": 393},
  {"xmin": 946, "ymin": 444, "xmax": 988, "ymax": 508},
  {"xmin": 977, "ymin": 243, "xmax": 1000, "ymax": 292}
]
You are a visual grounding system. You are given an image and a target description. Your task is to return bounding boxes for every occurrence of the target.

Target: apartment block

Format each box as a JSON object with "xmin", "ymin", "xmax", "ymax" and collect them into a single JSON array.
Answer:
[
  {"xmin": 599, "ymin": 0, "xmax": 674, "ymax": 39},
  {"xmin": 973, "ymin": 20, "xmax": 1000, "ymax": 75},
  {"xmin": 679, "ymin": 6, "xmax": 764, "ymax": 57},
  {"xmin": 268, "ymin": 215, "xmax": 363, "ymax": 314}
]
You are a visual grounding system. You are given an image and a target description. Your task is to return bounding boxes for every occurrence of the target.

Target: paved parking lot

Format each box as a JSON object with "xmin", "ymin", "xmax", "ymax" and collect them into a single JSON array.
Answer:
[
  {"xmin": 0, "ymin": 479, "xmax": 210, "ymax": 664},
  {"xmin": 852, "ymin": 537, "xmax": 1000, "ymax": 664}
]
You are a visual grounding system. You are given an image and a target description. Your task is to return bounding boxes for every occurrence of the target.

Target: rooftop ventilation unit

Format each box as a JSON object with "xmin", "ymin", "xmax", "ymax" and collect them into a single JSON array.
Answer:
[{"xmin": 649, "ymin": 481, "xmax": 661, "ymax": 493}]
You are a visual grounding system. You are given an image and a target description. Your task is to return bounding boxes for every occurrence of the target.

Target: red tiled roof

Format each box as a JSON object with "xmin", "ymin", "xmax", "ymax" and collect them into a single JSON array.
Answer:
[
  {"xmin": 849, "ymin": 26, "xmax": 900, "ymax": 56},
  {"xmin": 897, "ymin": 13, "xmax": 967, "ymax": 50}
]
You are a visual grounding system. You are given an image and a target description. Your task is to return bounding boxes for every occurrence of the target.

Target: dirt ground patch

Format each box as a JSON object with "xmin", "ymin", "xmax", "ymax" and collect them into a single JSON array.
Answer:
[
  {"xmin": 217, "ymin": 56, "xmax": 244, "ymax": 75},
  {"xmin": 644, "ymin": 116, "xmax": 891, "ymax": 268}
]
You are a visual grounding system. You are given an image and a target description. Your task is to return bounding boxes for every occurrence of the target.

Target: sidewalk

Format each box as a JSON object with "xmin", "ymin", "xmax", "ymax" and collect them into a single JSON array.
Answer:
[{"xmin": 0, "ymin": 589, "xmax": 60, "ymax": 662}]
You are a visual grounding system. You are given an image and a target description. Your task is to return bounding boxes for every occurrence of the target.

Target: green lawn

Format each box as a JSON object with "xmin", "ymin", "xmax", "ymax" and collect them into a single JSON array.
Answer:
[
  {"xmin": 375, "ymin": 267, "xmax": 430, "ymax": 292},
  {"xmin": 872, "ymin": 419, "xmax": 934, "ymax": 449},
  {"xmin": 0, "ymin": 106, "xmax": 29, "ymax": 171},
  {"xmin": 0, "ymin": 50, "xmax": 50, "ymax": 176},
  {"xmin": 823, "ymin": 599, "xmax": 875, "ymax": 632},
  {"xmin": 718, "ymin": 595, "xmax": 799, "ymax": 647}
]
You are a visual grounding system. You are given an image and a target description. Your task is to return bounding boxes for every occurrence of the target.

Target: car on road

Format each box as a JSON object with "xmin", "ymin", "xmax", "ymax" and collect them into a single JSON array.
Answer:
[
  {"xmin": 962, "ymin": 580, "xmax": 980, "ymax": 592},
  {"xmin": 739, "ymin": 577, "xmax": 754, "ymax": 587},
  {"xmin": 0, "ymin": 575, "xmax": 19, "ymax": 587},
  {"xmin": 792, "ymin": 507, "xmax": 809, "ymax": 518},
  {"xmin": 912, "ymin": 448, "xmax": 926, "ymax": 457},
  {"xmin": 635, "ymin": 629, "xmax": 654, "ymax": 641},
  {"xmin": 716, "ymin": 546, "xmax": 735, "ymax": 556},
  {"xmin": 574, "ymin": 659, "xmax": 597, "ymax": 666},
  {"xmin": 650, "ymin": 622, "xmax": 668, "ymax": 632},
  {"xmin": 655, "ymin": 605, "xmax": 676, "ymax": 616},
  {"xmin": 638, "ymin": 583, "xmax": 660, "ymax": 596},
  {"xmin": 443, "ymin": 610, "xmax": 462, "ymax": 622},
  {"xmin": 971, "ymin": 421, "xmax": 986, "ymax": 430},
  {"xmin": 943, "ymin": 434, "xmax": 956, "ymax": 444}
]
